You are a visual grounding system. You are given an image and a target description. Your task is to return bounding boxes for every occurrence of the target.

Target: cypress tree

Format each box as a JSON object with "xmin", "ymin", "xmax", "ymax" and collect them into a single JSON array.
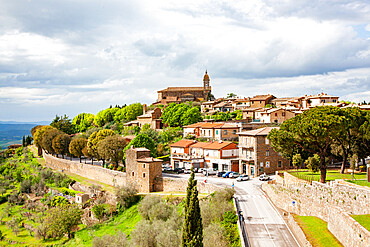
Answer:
[{"xmin": 182, "ymin": 170, "xmax": 203, "ymax": 247}]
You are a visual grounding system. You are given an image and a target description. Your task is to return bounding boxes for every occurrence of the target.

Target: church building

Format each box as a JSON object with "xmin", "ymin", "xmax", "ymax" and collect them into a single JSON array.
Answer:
[{"xmin": 153, "ymin": 71, "xmax": 213, "ymax": 105}]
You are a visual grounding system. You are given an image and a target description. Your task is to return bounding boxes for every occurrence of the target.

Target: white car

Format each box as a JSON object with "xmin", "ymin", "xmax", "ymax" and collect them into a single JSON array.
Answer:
[
  {"xmin": 236, "ymin": 175, "xmax": 249, "ymax": 182},
  {"xmin": 259, "ymin": 174, "xmax": 270, "ymax": 181}
]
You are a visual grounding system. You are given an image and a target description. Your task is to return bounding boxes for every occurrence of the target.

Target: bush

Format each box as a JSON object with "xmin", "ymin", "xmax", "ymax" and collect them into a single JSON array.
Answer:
[
  {"xmin": 115, "ymin": 183, "xmax": 139, "ymax": 210},
  {"xmin": 222, "ymin": 211, "xmax": 240, "ymax": 246},
  {"xmin": 20, "ymin": 179, "xmax": 32, "ymax": 193},
  {"xmin": 117, "ymin": 166, "xmax": 123, "ymax": 172},
  {"xmin": 7, "ymin": 191, "xmax": 24, "ymax": 205},
  {"xmin": 92, "ymin": 204, "xmax": 107, "ymax": 222},
  {"xmin": 203, "ymin": 222, "xmax": 229, "ymax": 247},
  {"xmin": 58, "ymin": 187, "xmax": 82, "ymax": 196},
  {"xmin": 138, "ymin": 195, "xmax": 161, "ymax": 220},
  {"xmin": 92, "ymin": 231, "xmax": 128, "ymax": 247},
  {"xmin": 50, "ymin": 196, "xmax": 69, "ymax": 207}
]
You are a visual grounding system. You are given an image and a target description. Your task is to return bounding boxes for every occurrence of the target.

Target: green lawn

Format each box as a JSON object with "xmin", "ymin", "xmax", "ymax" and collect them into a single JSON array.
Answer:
[
  {"xmin": 351, "ymin": 215, "xmax": 370, "ymax": 232},
  {"xmin": 63, "ymin": 204, "xmax": 141, "ymax": 247},
  {"xmin": 347, "ymin": 180, "xmax": 370, "ymax": 188},
  {"xmin": 293, "ymin": 215, "xmax": 343, "ymax": 247},
  {"xmin": 288, "ymin": 169, "xmax": 367, "ymax": 182}
]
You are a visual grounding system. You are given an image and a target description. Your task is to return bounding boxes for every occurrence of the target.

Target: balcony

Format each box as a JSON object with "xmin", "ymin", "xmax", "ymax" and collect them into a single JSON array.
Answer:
[
  {"xmin": 239, "ymin": 156, "xmax": 255, "ymax": 161},
  {"xmin": 171, "ymin": 153, "xmax": 204, "ymax": 159}
]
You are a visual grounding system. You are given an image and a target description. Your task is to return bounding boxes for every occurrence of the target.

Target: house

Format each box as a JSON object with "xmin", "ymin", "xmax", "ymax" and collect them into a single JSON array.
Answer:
[
  {"xmin": 250, "ymin": 95, "xmax": 275, "ymax": 108},
  {"xmin": 201, "ymin": 100, "xmax": 217, "ymax": 113},
  {"xmin": 153, "ymin": 71, "xmax": 212, "ymax": 105},
  {"xmin": 125, "ymin": 147, "xmax": 163, "ymax": 193},
  {"xmin": 233, "ymin": 97, "xmax": 251, "ymax": 110},
  {"xmin": 170, "ymin": 139, "xmax": 239, "ymax": 172},
  {"xmin": 202, "ymin": 141, "xmax": 239, "ymax": 172},
  {"xmin": 301, "ymin": 93, "xmax": 339, "ymax": 109},
  {"xmin": 212, "ymin": 101, "xmax": 234, "ymax": 112},
  {"xmin": 241, "ymin": 107, "xmax": 262, "ymax": 120},
  {"xmin": 254, "ymin": 108, "xmax": 296, "ymax": 124},
  {"xmin": 238, "ymin": 127, "xmax": 290, "ymax": 177},
  {"xmin": 183, "ymin": 122, "xmax": 242, "ymax": 141},
  {"xmin": 136, "ymin": 104, "xmax": 163, "ymax": 129}
]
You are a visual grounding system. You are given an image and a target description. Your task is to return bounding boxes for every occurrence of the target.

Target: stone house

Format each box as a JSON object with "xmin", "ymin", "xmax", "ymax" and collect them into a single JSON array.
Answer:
[
  {"xmin": 154, "ymin": 71, "xmax": 212, "ymax": 105},
  {"xmin": 238, "ymin": 127, "xmax": 290, "ymax": 177},
  {"xmin": 254, "ymin": 108, "xmax": 296, "ymax": 124},
  {"xmin": 301, "ymin": 93, "xmax": 339, "ymax": 109},
  {"xmin": 250, "ymin": 94, "xmax": 275, "ymax": 108},
  {"xmin": 241, "ymin": 107, "xmax": 262, "ymax": 120},
  {"xmin": 170, "ymin": 139, "xmax": 198, "ymax": 169},
  {"xmin": 125, "ymin": 147, "xmax": 163, "ymax": 193},
  {"xmin": 136, "ymin": 105, "xmax": 163, "ymax": 130},
  {"xmin": 202, "ymin": 141, "xmax": 239, "ymax": 172},
  {"xmin": 233, "ymin": 97, "xmax": 251, "ymax": 110}
]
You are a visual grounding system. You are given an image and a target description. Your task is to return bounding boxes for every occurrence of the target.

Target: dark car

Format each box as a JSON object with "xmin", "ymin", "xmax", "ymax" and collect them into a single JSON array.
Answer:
[
  {"xmin": 217, "ymin": 171, "xmax": 226, "ymax": 177},
  {"xmin": 174, "ymin": 168, "xmax": 184, "ymax": 174}
]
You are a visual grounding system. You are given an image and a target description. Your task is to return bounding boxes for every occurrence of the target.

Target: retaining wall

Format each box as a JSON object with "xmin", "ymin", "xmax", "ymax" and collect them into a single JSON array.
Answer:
[
  {"xmin": 286, "ymin": 213, "xmax": 312, "ymax": 247},
  {"xmin": 43, "ymin": 152, "xmax": 126, "ymax": 187},
  {"xmin": 263, "ymin": 179, "xmax": 370, "ymax": 247},
  {"xmin": 162, "ymin": 177, "xmax": 224, "ymax": 194}
]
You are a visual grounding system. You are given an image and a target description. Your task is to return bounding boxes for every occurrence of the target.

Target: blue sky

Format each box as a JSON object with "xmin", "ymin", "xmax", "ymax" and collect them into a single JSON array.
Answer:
[{"xmin": 0, "ymin": 0, "xmax": 370, "ymax": 122}]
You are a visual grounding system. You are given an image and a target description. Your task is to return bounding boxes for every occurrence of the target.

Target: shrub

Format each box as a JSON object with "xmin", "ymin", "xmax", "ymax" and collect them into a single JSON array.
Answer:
[
  {"xmin": 115, "ymin": 183, "xmax": 139, "ymax": 210},
  {"xmin": 138, "ymin": 195, "xmax": 161, "ymax": 220},
  {"xmin": 58, "ymin": 187, "xmax": 82, "ymax": 196},
  {"xmin": 92, "ymin": 204, "xmax": 107, "ymax": 222},
  {"xmin": 92, "ymin": 231, "xmax": 128, "ymax": 247},
  {"xmin": 222, "ymin": 211, "xmax": 240, "ymax": 247},
  {"xmin": 203, "ymin": 222, "xmax": 228, "ymax": 247},
  {"xmin": 50, "ymin": 196, "xmax": 69, "ymax": 207},
  {"xmin": 8, "ymin": 191, "xmax": 24, "ymax": 205},
  {"xmin": 20, "ymin": 179, "xmax": 32, "ymax": 193}
]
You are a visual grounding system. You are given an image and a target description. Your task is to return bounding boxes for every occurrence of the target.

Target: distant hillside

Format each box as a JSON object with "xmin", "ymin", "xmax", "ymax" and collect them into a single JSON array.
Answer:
[{"xmin": 0, "ymin": 123, "xmax": 39, "ymax": 149}]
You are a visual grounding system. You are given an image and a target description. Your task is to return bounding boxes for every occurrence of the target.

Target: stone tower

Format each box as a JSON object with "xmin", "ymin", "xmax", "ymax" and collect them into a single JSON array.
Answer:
[
  {"xmin": 125, "ymin": 147, "xmax": 163, "ymax": 193},
  {"xmin": 203, "ymin": 70, "xmax": 211, "ymax": 100}
]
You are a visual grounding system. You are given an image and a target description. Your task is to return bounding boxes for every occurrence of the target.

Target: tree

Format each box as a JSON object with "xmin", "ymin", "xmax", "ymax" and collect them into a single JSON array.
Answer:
[
  {"xmin": 72, "ymin": 113, "xmax": 95, "ymax": 132},
  {"xmin": 94, "ymin": 108, "xmax": 120, "ymax": 127},
  {"xmin": 181, "ymin": 107, "xmax": 202, "ymax": 126},
  {"xmin": 161, "ymin": 103, "xmax": 201, "ymax": 127},
  {"xmin": 292, "ymin": 154, "xmax": 303, "ymax": 172},
  {"xmin": 305, "ymin": 154, "xmax": 320, "ymax": 181},
  {"xmin": 97, "ymin": 135, "xmax": 127, "ymax": 166},
  {"xmin": 31, "ymin": 125, "xmax": 44, "ymax": 137},
  {"xmin": 182, "ymin": 170, "xmax": 203, "ymax": 247},
  {"xmin": 69, "ymin": 137, "xmax": 88, "ymax": 163},
  {"xmin": 115, "ymin": 183, "xmax": 139, "ymax": 210},
  {"xmin": 33, "ymin": 125, "xmax": 55, "ymax": 151},
  {"xmin": 52, "ymin": 133, "xmax": 71, "ymax": 159},
  {"xmin": 331, "ymin": 107, "xmax": 367, "ymax": 174},
  {"xmin": 50, "ymin": 115, "xmax": 75, "ymax": 134},
  {"xmin": 268, "ymin": 106, "xmax": 346, "ymax": 183},
  {"xmin": 87, "ymin": 129, "xmax": 115, "ymax": 165},
  {"xmin": 42, "ymin": 128, "xmax": 63, "ymax": 154},
  {"xmin": 123, "ymin": 133, "xmax": 156, "ymax": 158},
  {"xmin": 92, "ymin": 204, "xmax": 107, "ymax": 222},
  {"xmin": 226, "ymin": 93, "xmax": 237, "ymax": 98},
  {"xmin": 42, "ymin": 204, "xmax": 82, "ymax": 239},
  {"xmin": 125, "ymin": 103, "xmax": 143, "ymax": 121}
]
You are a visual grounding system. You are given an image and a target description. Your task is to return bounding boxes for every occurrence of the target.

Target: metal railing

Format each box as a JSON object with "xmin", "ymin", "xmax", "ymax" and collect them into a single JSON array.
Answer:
[{"xmin": 234, "ymin": 196, "xmax": 251, "ymax": 247}]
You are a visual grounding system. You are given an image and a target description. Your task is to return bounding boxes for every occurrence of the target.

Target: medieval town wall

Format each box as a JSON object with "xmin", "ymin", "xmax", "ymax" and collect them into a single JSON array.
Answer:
[
  {"xmin": 43, "ymin": 152, "xmax": 126, "ymax": 187},
  {"xmin": 262, "ymin": 174, "xmax": 370, "ymax": 247}
]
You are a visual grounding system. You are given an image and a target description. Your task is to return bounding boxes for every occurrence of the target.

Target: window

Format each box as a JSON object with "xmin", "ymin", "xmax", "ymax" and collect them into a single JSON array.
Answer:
[
  {"xmin": 333, "ymin": 99, "xmax": 337, "ymax": 103},
  {"xmin": 266, "ymin": 161, "xmax": 270, "ymax": 168},
  {"xmin": 143, "ymin": 164, "xmax": 146, "ymax": 168},
  {"xmin": 266, "ymin": 150, "xmax": 269, "ymax": 157},
  {"xmin": 216, "ymin": 130, "xmax": 219, "ymax": 135},
  {"xmin": 233, "ymin": 130, "xmax": 237, "ymax": 134},
  {"xmin": 132, "ymin": 172, "xmax": 135, "ymax": 177},
  {"xmin": 265, "ymin": 138, "xmax": 269, "ymax": 145},
  {"xmin": 209, "ymin": 130, "xmax": 211, "ymax": 136},
  {"xmin": 223, "ymin": 130, "xmax": 228, "ymax": 135},
  {"xmin": 282, "ymin": 112, "xmax": 285, "ymax": 116},
  {"xmin": 278, "ymin": 161, "xmax": 282, "ymax": 167},
  {"xmin": 321, "ymin": 99, "xmax": 325, "ymax": 103},
  {"xmin": 260, "ymin": 162, "xmax": 264, "ymax": 167},
  {"xmin": 275, "ymin": 113, "xmax": 277, "ymax": 116},
  {"xmin": 143, "ymin": 173, "xmax": 146, "ymax": 178}
]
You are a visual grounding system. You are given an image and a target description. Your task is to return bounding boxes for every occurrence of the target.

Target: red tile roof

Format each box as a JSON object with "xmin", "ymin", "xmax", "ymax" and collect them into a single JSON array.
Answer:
[
  {"xmin": 203, "ymin": 141, "xmax": 237, "ymax": 150},
  {"xmin": 238, "ymin": 127, "xmax": 279, "ymax": 136},
  {"xmin": 170, "ymin": 139, "xmax": 196, "ymax": 148}
]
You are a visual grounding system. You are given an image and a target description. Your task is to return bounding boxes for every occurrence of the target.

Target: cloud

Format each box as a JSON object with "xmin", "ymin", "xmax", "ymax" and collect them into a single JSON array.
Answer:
[{"xmin": 0, "ymin": 0, "xmax": 370, "ymax": 121}]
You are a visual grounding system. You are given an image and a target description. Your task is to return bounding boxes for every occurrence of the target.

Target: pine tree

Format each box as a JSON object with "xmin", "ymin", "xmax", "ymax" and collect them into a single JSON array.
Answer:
[{"xmin": 182, "ymin": 170, "xmax": 203, "ymax": 247}]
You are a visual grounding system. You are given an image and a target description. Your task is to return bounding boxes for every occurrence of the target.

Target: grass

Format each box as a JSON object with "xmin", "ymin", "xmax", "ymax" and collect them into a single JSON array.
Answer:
[
  {"xmin": 351, "ymin": 215, "xmax": 370, "ymax": 232},
  {"xmin": 288, "ymin": 169, "xmax": 367, "ymax": 182},
  {"xmin": 293, "ymin": 215, "xmax": 343, "ymax": 247},
  {"xmin": 347, "ymin": 180, "xmax": 370, "ymax": 188},
  {"xmin": 63, "ymin": 204, "xmax": 141, "ymax": 247}
]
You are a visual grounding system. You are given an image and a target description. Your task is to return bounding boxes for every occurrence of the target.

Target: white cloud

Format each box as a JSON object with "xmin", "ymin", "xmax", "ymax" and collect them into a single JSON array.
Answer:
[{"xmin": 0, "ymin": 0, "xmax": 370, "ymax": 121}]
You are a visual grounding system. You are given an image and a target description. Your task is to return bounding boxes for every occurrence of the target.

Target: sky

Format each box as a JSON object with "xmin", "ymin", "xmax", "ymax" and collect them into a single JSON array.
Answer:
[{"xmin": 1, "ymin": 0, "xmax": 370, "ymax": 122}]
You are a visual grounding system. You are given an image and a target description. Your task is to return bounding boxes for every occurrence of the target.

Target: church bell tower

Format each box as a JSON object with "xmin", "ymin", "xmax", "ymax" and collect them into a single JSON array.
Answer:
[{"xmin": 203, "ymin": 70, "xmax": 211, "ymax": 100}]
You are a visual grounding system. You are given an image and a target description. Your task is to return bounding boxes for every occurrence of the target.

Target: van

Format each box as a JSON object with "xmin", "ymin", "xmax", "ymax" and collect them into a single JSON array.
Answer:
[{"xmin": 203, "ymin": 168, "xmax": 218, "ymax": 176}]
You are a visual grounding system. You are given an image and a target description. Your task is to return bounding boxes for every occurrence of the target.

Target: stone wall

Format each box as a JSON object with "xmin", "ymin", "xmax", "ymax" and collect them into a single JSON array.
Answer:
[
  {"xmin": 263, "ymin": 180, "xmax": 370, "ymax": 247},
  {"xmin": 328, "ymin": 207, "xmax": 370, "ymax": 247},
  {"xmin": 286, "ymin": 213, "xmax": 312, "ymax": 247},
  {"xmin": 283, "ymin": 172, "xmax": 310, "ymax": 186},
  {"xmin": 43, "ymin": 152, "xmax": 126, "ymax": 187}
]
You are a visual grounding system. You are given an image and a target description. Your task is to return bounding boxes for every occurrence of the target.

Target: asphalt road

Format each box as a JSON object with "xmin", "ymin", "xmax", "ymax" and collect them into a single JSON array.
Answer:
[{"xmin": 165, "ymin": 173, "xmax": 300, "ymax": 247}]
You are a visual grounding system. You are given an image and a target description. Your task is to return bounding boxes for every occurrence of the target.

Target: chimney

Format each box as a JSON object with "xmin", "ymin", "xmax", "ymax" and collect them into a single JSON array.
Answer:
[{"xmin": 143, "ymin": 104, "xmax": 147, "ymax": 114}]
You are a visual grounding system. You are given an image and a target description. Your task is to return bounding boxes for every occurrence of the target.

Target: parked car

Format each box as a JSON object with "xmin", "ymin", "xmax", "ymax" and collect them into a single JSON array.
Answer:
[
  {"xmin": 223, "ymin": 171, "xmax": 240, "ymax": 178},
  {"xmin": 236, "ymin": 175, "xmax": 249, "ymax": 182},
  {"xmin": 162, "ymin": 166, "xmax": 172, "ymax": 172},
  {"xmin": 203, "ymin": 168, "xmax": 218, "ymax": 176},
  {"xmin": 184, "ymin": 168, "xmax": 192, "ymax": 174},
  {"xmin": 174, "ymin": 168, "xmax": 184, "ymax": 174},
  {"xmin": 198, "ymin": 168, "xmax": 205, "ymax": 173},
  {"xmin": 217, "ymin": 171, "xmax": 226, "ymax": 177},
  {"xmin": 259, "ymin": 174, "xmax": 270, "ymax": 181}
]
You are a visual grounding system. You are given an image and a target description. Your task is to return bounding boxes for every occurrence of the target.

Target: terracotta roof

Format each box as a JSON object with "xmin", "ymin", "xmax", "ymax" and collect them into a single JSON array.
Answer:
[
  {"xmin": 270, "ymin": 97, "xmax": 295, "ymax": 102},
  {"xmin": 242, "ymin": 107, "xmax": 262, "ymax": 112},
  {"xmin": 170, "ymin": 139, "xmax": 196, "ymax": 148},
  {"xmin": 137, "ymin": 110, "xmax": 154, "ymax": 118},
  {"xmin": 203, "ymin": 141, "xmax": 237, "ymax": 150},
  {"xmin": 183, "ymin": 122, "xmax": 205, "ymax": 128},
  {"xmin": 190, "ymin": 142, "xmax": 211, "ymax": 148},
  {"xmin": 137, "ymin": 157, "xmax": 163, "ymax": 162},
  {"xmin": 158, "ymin": 87, "xmax": 206, "ymax": 93},
  {"xmin": 184, "ymin": 122, "xmax": 239, "ymax": 129},
  {"xmin": 305, "ymin": 93, "xmax": 338, "ymax": 99},
  {"xmin": 238, "ymin": 127, "xmax": 279, "ymax": 136},
  {"xmin": 250, "ymin": 95, "xmax": 275, "ymax": 101}
]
